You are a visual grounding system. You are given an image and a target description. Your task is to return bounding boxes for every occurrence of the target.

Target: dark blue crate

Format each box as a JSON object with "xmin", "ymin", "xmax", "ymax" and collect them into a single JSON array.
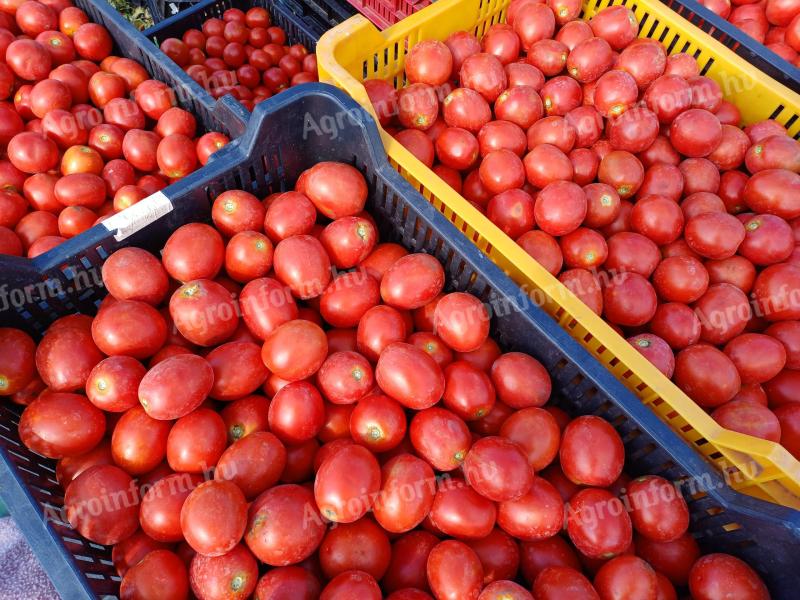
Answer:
[
  {"xmin": 143, "ymin": 0, "xmax": 355, "ymax": 52},
  {"xmin": 1, "ymin": 85, "xmax": 799, "ymax": 599},
  {"xmin": 76, "ymin": 0, "xmax": 248, "ymax": 138},
  {"xmin": 658, "ymin": 0, "xmax": 800, "ymax": 93}
]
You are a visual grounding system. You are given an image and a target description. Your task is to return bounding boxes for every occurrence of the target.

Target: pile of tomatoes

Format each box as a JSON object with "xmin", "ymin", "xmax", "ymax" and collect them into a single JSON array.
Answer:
[
  {"xmin": 158, "ymin": 6, "xmax": 318, "ymax": 111},
  {"xmin": 0, "ymin": 0, "xmax": 230, "ymax": 259},
  {"xmin": 698, "ymin": 0, "xmax": 799, "ymax": 64},
  {"xmin": 1, "ymin": 160, "xmax": 771, "ymax": 599},
  {"xmin": 363, "ymin": 1, "xmax": 800, "ymax": 459}
]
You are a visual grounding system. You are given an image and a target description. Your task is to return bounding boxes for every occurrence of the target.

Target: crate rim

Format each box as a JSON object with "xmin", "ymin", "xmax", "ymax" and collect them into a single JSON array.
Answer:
[
  {"xmin": 316, "ymin": 0, "xmax": 800, "ymax": 508},
  {"xmin": 658, "ymin": 0, "xmax": 800, "ymax": 93},
  {"xmin": 4, "ymin": 84, "xmax": 800, "ymax": 600}
]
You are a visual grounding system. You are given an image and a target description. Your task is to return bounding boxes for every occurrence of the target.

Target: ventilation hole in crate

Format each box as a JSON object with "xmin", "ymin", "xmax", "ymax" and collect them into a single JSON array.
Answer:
[
  {"xmin": 699, "ymin": 58, "xmax": 713, "ymax": 76},
  {"xmin": 568, "ymin": 374, "xmax": 584, "ymax": 388},
  {"xmin": 769, "ymin": 105, "xmax": 786, "ymax": 121},
  {"xmin": 636, "ymin": 381, "xmax": 649, "ymax": 392},
  {"xmin": 784, "ymin": 113, "xmax": 797, "ymax": 130},
  {"xmin": 609, "ymin": 357, "xmax": 620, "ymax": 367},
  {"xmin": 695, "ymin": 437, "xmax": 709, "ymax": 446},
  {"xmin": 709, "ymin": 451, "xmax": 723, "ymax": 460},
  {"xmin": 705, "ymin": 506, "xmax": 723, "ymax": 516}
]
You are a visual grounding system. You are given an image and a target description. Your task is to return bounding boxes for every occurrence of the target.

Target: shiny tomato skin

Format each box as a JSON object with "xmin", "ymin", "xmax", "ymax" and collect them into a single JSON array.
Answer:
[
  {"xmin": 169, "ymin": 279, "xmax": 238, "ymax": 347},
  {"xmin": 376, "ymin": 342, "xmax": 445, "ymax": 410},
  {"xmin": 410, "ymin": 407, "xmax": 472, "ymax": 471},
  {"xmin": 381, "ymin": 253, "xmax": 445, "ymax": 310},
  {"xmin": 711, "ymin": 399, "xmax": 782, "ymax": 442},
  {"xmin": 315, "ymin": 443, "xmax": 380, "ymax": 523},
  {"xmin": 593, "ymin": 555, "xmax": 658, "ymax": 600},
  {"xmin": 206, "ymin": 342, "xmax": 268, "ymax": 401},
  {"xmin": 519, "ymin": 537, "xmax": 582, "ymax": 584},
  {"xmin": 181, "ymin": 480, "xmax": 247, "ymax": 557},
  {"xmin": 320, "ymin": 271, "xmax": 380, "ymax": 328},
  {"xmin": 373, "ymin": 454, "xmax": 435, "ymax": 533},
  {"xmin": 254, "ymin": 566, "xmax": 321, "ymax": 599},
  {"xmin": 318, "ymin": 517, "xmax": 391, "ymax": 580},
  {"xmin": 433, "ymin": 292, "xmax": 490, "ymax": 353},
  {"xmin": 0, "ymin": 328, "xmax": 36, "ymax": 396},
  {"xmin": 567, "ymin": 488, "xmax": 632, "ymax": 559},
  {"xmin": 357, "ymin": 305, "xmax": 408, "ymax": 362},
  {"xmin": 296, "ymin": 161, "xmax": 367, "ymax": 219},
  {"xmin": 19, "ymin": 392, "xmax": 105, "ymax": 459},
  {"xmin": 239, "ymin": 277, "xmax": 298, "ymax": 340},
  {"xmin": 35, "ymin": 325, "xmax": 104, "ymax": 393},
  {"xmin": 349, "ymin": 393, "xmax": 406, "ymax": 452},
  {"xmin": 215, "ymin": 431, "xmax": 285, "ymax": 500},
  {"xmin": 466, "ymin": 528, "xmax": 520, "ymax": 585},
  {"xmin": 427, "ymin": 540, "xmax": 484, "ymax": 600},
  {"xmin": 91, "ymin": 300, "xmax": 167, "ymax": 359},
  {"xmin": 317, "ymin": 351, "xmax": 374, "ymax": 404},
  {"xmin": 429, "ymin": 479, "xmax": 497, "ymax": 540},
  {"xmin": 627, "ymin": 475, "xmax": 690, "ymax": 542},
  {"xmin": 167, "ymin": 408, "xmax": 227, "ymax": 473},
  {"xmin": 753, "ymin": 263, "xmax": 800, "ymax": 321},
  {"xmin": 273, "ymin": 234, "xmax": 332, "ymax": 299},
  {"xmin": 66, "ymin": 465, "xmax": 139, "ymax": 545},
  {"xmin": 163, "ymin": 223, "xmax": 225, "ymax": 282},
  {"xmin": 464, "ymin": 436, "xmax": 533, "ymax": 502},
  {"xmin": 674, "ymin": 344, "xmax": 741, "ymax": 408},
  {"xmin": 724, "ymin": 333, "xmax": 787, "ymax": 384},
  {"xmin": 189, "ymin": 544, "xmax": 259, "ymax": 600},
  {"xmin": 500, "ymin": 407, "xmax": 561, "ymax": 471},
  {"xmin": 496, "ymin": 476, "xmax": 564, "ymax": 541},
  {"xmin": 110, "ymin": 405, "xmax": 169, "ymax": 475},
  {"xmin": 442, "ymin": 360, "xmax": 496, "ymax": 420},
  {"xmin": 268, "ymin": 381, "xmax": 325, "ymax": 444},
  {"xmin": 534, "ymin": 566, "xmax": 600, "ymax": 600},
  {"xmin": 262, "ymin": 319, "xmax": 327, "ymax": 381},
  {"xmin": 560, "ymin": 416, "xmax": 624, "ymax": 487},
  {"xmin": 490, "ymin": 352, "xmax": 551, "ymax": 409},
  {"xmin": 688, "ymin": 554, "xmax": 770, "ymax": 600},
  {"xmin": 766, "ymin": 321, "xmax": 800, "ymax": 370},
  {"xmin": 140, "ymin": 472, "xmax": 202, "ymax": 542},
  {"xmin": 138, "ymin": 354, "xmax": 214, "ymax": 420}
]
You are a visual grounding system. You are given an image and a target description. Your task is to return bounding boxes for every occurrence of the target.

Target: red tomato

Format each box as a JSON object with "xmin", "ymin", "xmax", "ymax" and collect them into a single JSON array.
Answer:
[
  {"xmin": 314, "ymin": 443, "xmax": 380, "ymax": 523},
  {"xmin": 262, "ymin": 319, "xmax": 328, "ymax": 381},
  {"xmin": 65, "ymin": 465, "xmax": 139, "ymax": 545},
  {"xmin": 296, "ymin": 161, "xmax": 367, "ymax": 219},
  {"xmin": 138, "ymin": 354, "xmax": 214, "ymax": 420},
  {"xmin": 273, "ymin": 234, "xmax": 332, "ymax": 299},
  {"xmin": 181, "ymin": 480, "xmax": 247, "ymax": 557},
  {"xmin": 167, "ymin": 407, "xmax": 227, "ymax": 473},
  {"xmin": 427, "ymin": 540, "xmax": 484, "ymax": 600},
  {"xmin": 464, "ymin": 436, "xmax": 533, "ymax": 501},
  {"xmin": 410, "ymin": 407, "xmax": 472, "ymax": 471},
  {"xmin": 140, "ymin": 473, "xmax": 202, "ymax": 542},
  {"xmin": 442, "ymin": 360, "xmax": 496, "ymax": 420},
  {"xmin": 534, "ymin": 566, "xmax": 600, "ymax": 600},
  {"xmin": 567, "ymin": 488, "xmax": 632, "ymax": 558},
  {"xmin": 433, "ymin": 292, "xmax": 490, "ymax": 353},
  {"xmin": 376, "ymin": 342, "xmax": 445, "ymax": 410},
  {"xmin": 189, "ymin": 544, "xmax": 259, "ymax": 600},
  {"xmin": 594, "ymin": 555, "xmax": 658, "ymax": 600},
  {"xmin": 35, "ymin": 325, "xmax": 103, "ymax": 392},
  {"xmin": 674, "ymin": 344, "xmax": 741, "ymax": 408},
  {"xmin": 239, "ymin": 277, "xmax": 298, "ymax": 340},
  {"xmin": 254, "ymin": 566, "xmax": 320, "ymax": 599},
  {"xmin": 373, "ymin": 454, "xmax": 435, "ymax": 533},
  {"xmin": 268, "ymin": 381, "xmax": 325, "ymax": 444},
  {"xmin": 688, "ymin": 554, "xmax": 769, "ymax": 600},
  {"xmin": 318, "ymin": 517, "xmax": 391, "ymax": 580},
  {"xmin": 496, "ymin": 475, "xmax": 564, "ymax": 540},
  {"xmin": 357, "ymin": 305, "xmax": 408, "ymax": 361},
  {"xmin": 169, "ymin": 279, "xmax": 238, "ymax": 346}
]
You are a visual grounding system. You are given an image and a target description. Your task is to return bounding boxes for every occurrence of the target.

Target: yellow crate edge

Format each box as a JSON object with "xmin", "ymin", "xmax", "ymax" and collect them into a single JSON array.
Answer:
[{"xmin": 317, "ymin": 0, "xmax": 800, "ymax": 508}]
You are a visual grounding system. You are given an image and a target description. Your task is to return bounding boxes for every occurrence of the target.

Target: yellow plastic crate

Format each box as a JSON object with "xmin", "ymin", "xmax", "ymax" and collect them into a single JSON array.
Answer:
[{"xmin": 318, "ymin": 0, "xmax": 800, "ymax": 508}]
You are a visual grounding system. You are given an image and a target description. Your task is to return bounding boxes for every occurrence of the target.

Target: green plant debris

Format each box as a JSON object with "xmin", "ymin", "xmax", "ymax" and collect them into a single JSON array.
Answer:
[{"xmin": 108, "ymin": 0, "xmax": 154, "ymax": 30}]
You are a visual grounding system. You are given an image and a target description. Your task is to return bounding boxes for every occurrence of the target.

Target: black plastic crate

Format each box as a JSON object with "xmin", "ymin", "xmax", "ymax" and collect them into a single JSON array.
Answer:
[
  {"xmin": 658, "ymin": 0, "xmax": 800, "ymax": 93},
  {"xmin": 75, "ymin": 0, "xmax": 248, "ymax": 137},
  {"xmin": 1, "ymin": 85, "xmax": 799, "ymax": 599},
  {"xmin": 143, "ymin": 0, "xmax": 355, "ymax": 52}
]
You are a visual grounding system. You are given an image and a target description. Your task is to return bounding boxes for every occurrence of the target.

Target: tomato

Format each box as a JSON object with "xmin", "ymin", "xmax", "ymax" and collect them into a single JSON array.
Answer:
[
  {"xmin": 261, "ymin": 319, "xmax": 327, "ymax": 381},
  {"xmin": 376, "ymin": 342, "xmax": 445, "ymax": 409},
  {"xmin": 594, "ymin": 70, "xmax": 638, "ymax": 118},
  {"xmin": 99, "ymin": 247, "xmax": 168, "ymax": 306},
  {"xmin": 380, "ymin": 253, "xmax": 445, "ymax": 310},
  {"xmin": 253, "ymin": 567, "xmax": 320, "ymax": 599},
  {"xmin": 0, "ymin": 328, "xmax": 36, "ymax": 396},
  {"xmin": 745, "ymin": 134, "xmax": 800, "ymax": 173},
  {"xmin": 264, "ymin": 381, "xmax": 323, "ymax": 444},
  {"xmin": 188, "ymin": 544, "xmax": 258, "ymax": 600},
  {"xmin": 139, "ymin": 354, "xmax": 214, "ymax": 420},
  {"xmin": 775, "ymin": 404, "xmax": 800, "ymax": 459},
  {"xmin": 320, "ymin": 216, "xmax": 377, "ymax": 269},
  {"xmin": 594, "ymin": 555, "xmax": 658, "ymax": 600},
  {"xmin": 140, "ymin": 472, "xmax": 202, "ymax": 542},
  {"xmin": 464, "ymin": 528, "xmax": 520, "ymax": 586},
  {"xmin": 35, "ymin": 324, "xmax": 104, "ymax": 392},
  {"xmin": 167, "ymin": 408, "xmax": 227, "ymax": 473},
  {"xmin": 135, "ymin": 79, "xmax": 176, "ymax": 119},
  {"xmin": 314, "ymin": 443, "xmax": 380, "ymax": 523},
  {"xmin": 712, "ymin": 399, "xmax": 782, "ymax": 442},
  {"xmin": 318, "ymin": 517, "xmax": 391, "ymax": 580},
  {"xmin": 168, "ymin": 279, "xmax": 238, "ymax": 346},
  {"xmin": 683, "ymin": 211, "xmax": 746, "ymax": 260},
  {"xmin": 196, "ymin": 132, "xmax": 230, "ymax": 165},
  {"xmin": 205, "ymin": 341, "xmax": 269, "ymax": 400},
  {"xmin": 602, "ymin": 271, "xmax": 657, "ymax": 326},
  {"xmin": 65, "ymin": 465, "xmax": 139, "ymax": 545},
  {"xmin": 320, "ymin": 570, "xmax": 381, "ymax": 599},
  {"xmin": 111, "ymin": 530, "xmax": 169, "ymax": 577},
  {"xmin": 219, "ymin": 395, "xmax": 270, "ymax": 444},
  {"xmin": 628, "ymin": 333, "xmax": 675, "ymax": 377},
  {"xmin": 567, "ymin": 488, "xmax": 632, "ymax": 558},
  {"xmin": 363, "ymin": 79, "xmax": 398, "ymax": 127},
  {"xmin": 18, "ymin": 390, "xmax": 104, "ymax": 460},
  {"xmin": 753, "ymin": 263, "xmax": 800, "ymax": 321},
  {"xmin": 460, "ymin": 52, "xmax": 508, "ymax": 102},
  {"xmin": 765, "ymin": 369, "xmax": 800, "ymax": 408},
  {"xmin": 482, "ymin": 23, "xmax": 522, "ymax": 65},
  {"xmin": 689, "ymin": 554, "xmax": 769, "ymax": 600},
  {"xmin": 428, "ymin": 478, "xmax": 497, "ymax": 540},
  {"xmin": 8, "ymin": 131, "xmax": 59, "ymax": 174},
  {"xmin": 91, "ymin": 299, "xmax": 167, "ymax": 359},
  {"xmin": 650, "ymin": 256, "xmax": 708, "ymax": 304},
  {"xmin": 534, "ymin": 181, "xmax": 586, "ymax": 235},
  {"xmin": 7, "ymin": 39, "xmax": 52, "ymax": 81},
  {"xmin": 590, "ymin": 4, "xmax": 638, "ymax": 49},
  {"xmin": 120, "ymin": 549, "xmax": 189, "ymax": 600},
  {"xmin": 406, "ymin": 40, "xmax": 453, "ymax": 86},
  {"xmin": 157, "ymin": 133, "xmax": 198, "ymax": 178},
  {"xmin": 534, "ymin": 566, "xmax": 600, "ymax": 600},
  {"xmin": 367, "ymin": 454, "xmax": 436, "ymax": 534},
  {"xmin": 445, "ymin": 30, "xmax": 481, "ymax": 73},
  {"xmin": 724, "ymin": 333, "xmax": 787, "ymax": 385},
  {"xmin": 427, "ymin": 540, "xmax": 484, "ymax": 600},
  {"xmin": 347, "ymin": 393, "xmax": 405, "ymax": 451},
  {"xmin": 766, "ymin": 321, "xmax": 800, "ymax": 369},
  {"xmin": 108, "ymin": 404, "xmax": 168, "ymax": 475},
  {"xmin": 410, "ymin": 406, "xmax": 472, "ymax": 471},
  {"xmin": 273, "ymin": 234, "xmax": 332, "ymax": 299},
  {"xmin": 674, "ymin": 344, "xmax": 741, "ymax": 407},
  {"xmin": 181, "ymin": 480, "xmax": 247, "ymax": 557}
]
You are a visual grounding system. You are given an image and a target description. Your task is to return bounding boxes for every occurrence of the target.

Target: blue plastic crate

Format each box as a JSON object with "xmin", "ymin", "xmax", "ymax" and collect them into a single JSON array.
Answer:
[
  {"xmin": 1, "ymin": 85, "xmax": 799, "ymax": 598},
  {"xmin": 657, "ymin": 0, "xmax": 800, "ymax": 93},
  {"xmin": 75, "ymin": 0, "xmax": 248, "ymax": 138},
  {"xmin": 143, "ymin": 0, "xmax": 355, "ymax": 52}
]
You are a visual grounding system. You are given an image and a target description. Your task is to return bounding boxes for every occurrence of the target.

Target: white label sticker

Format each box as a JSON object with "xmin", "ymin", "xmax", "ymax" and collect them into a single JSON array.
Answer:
[{"xmin": 103, "ymin": 191, "xmax": 173, "ymax": 241}]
